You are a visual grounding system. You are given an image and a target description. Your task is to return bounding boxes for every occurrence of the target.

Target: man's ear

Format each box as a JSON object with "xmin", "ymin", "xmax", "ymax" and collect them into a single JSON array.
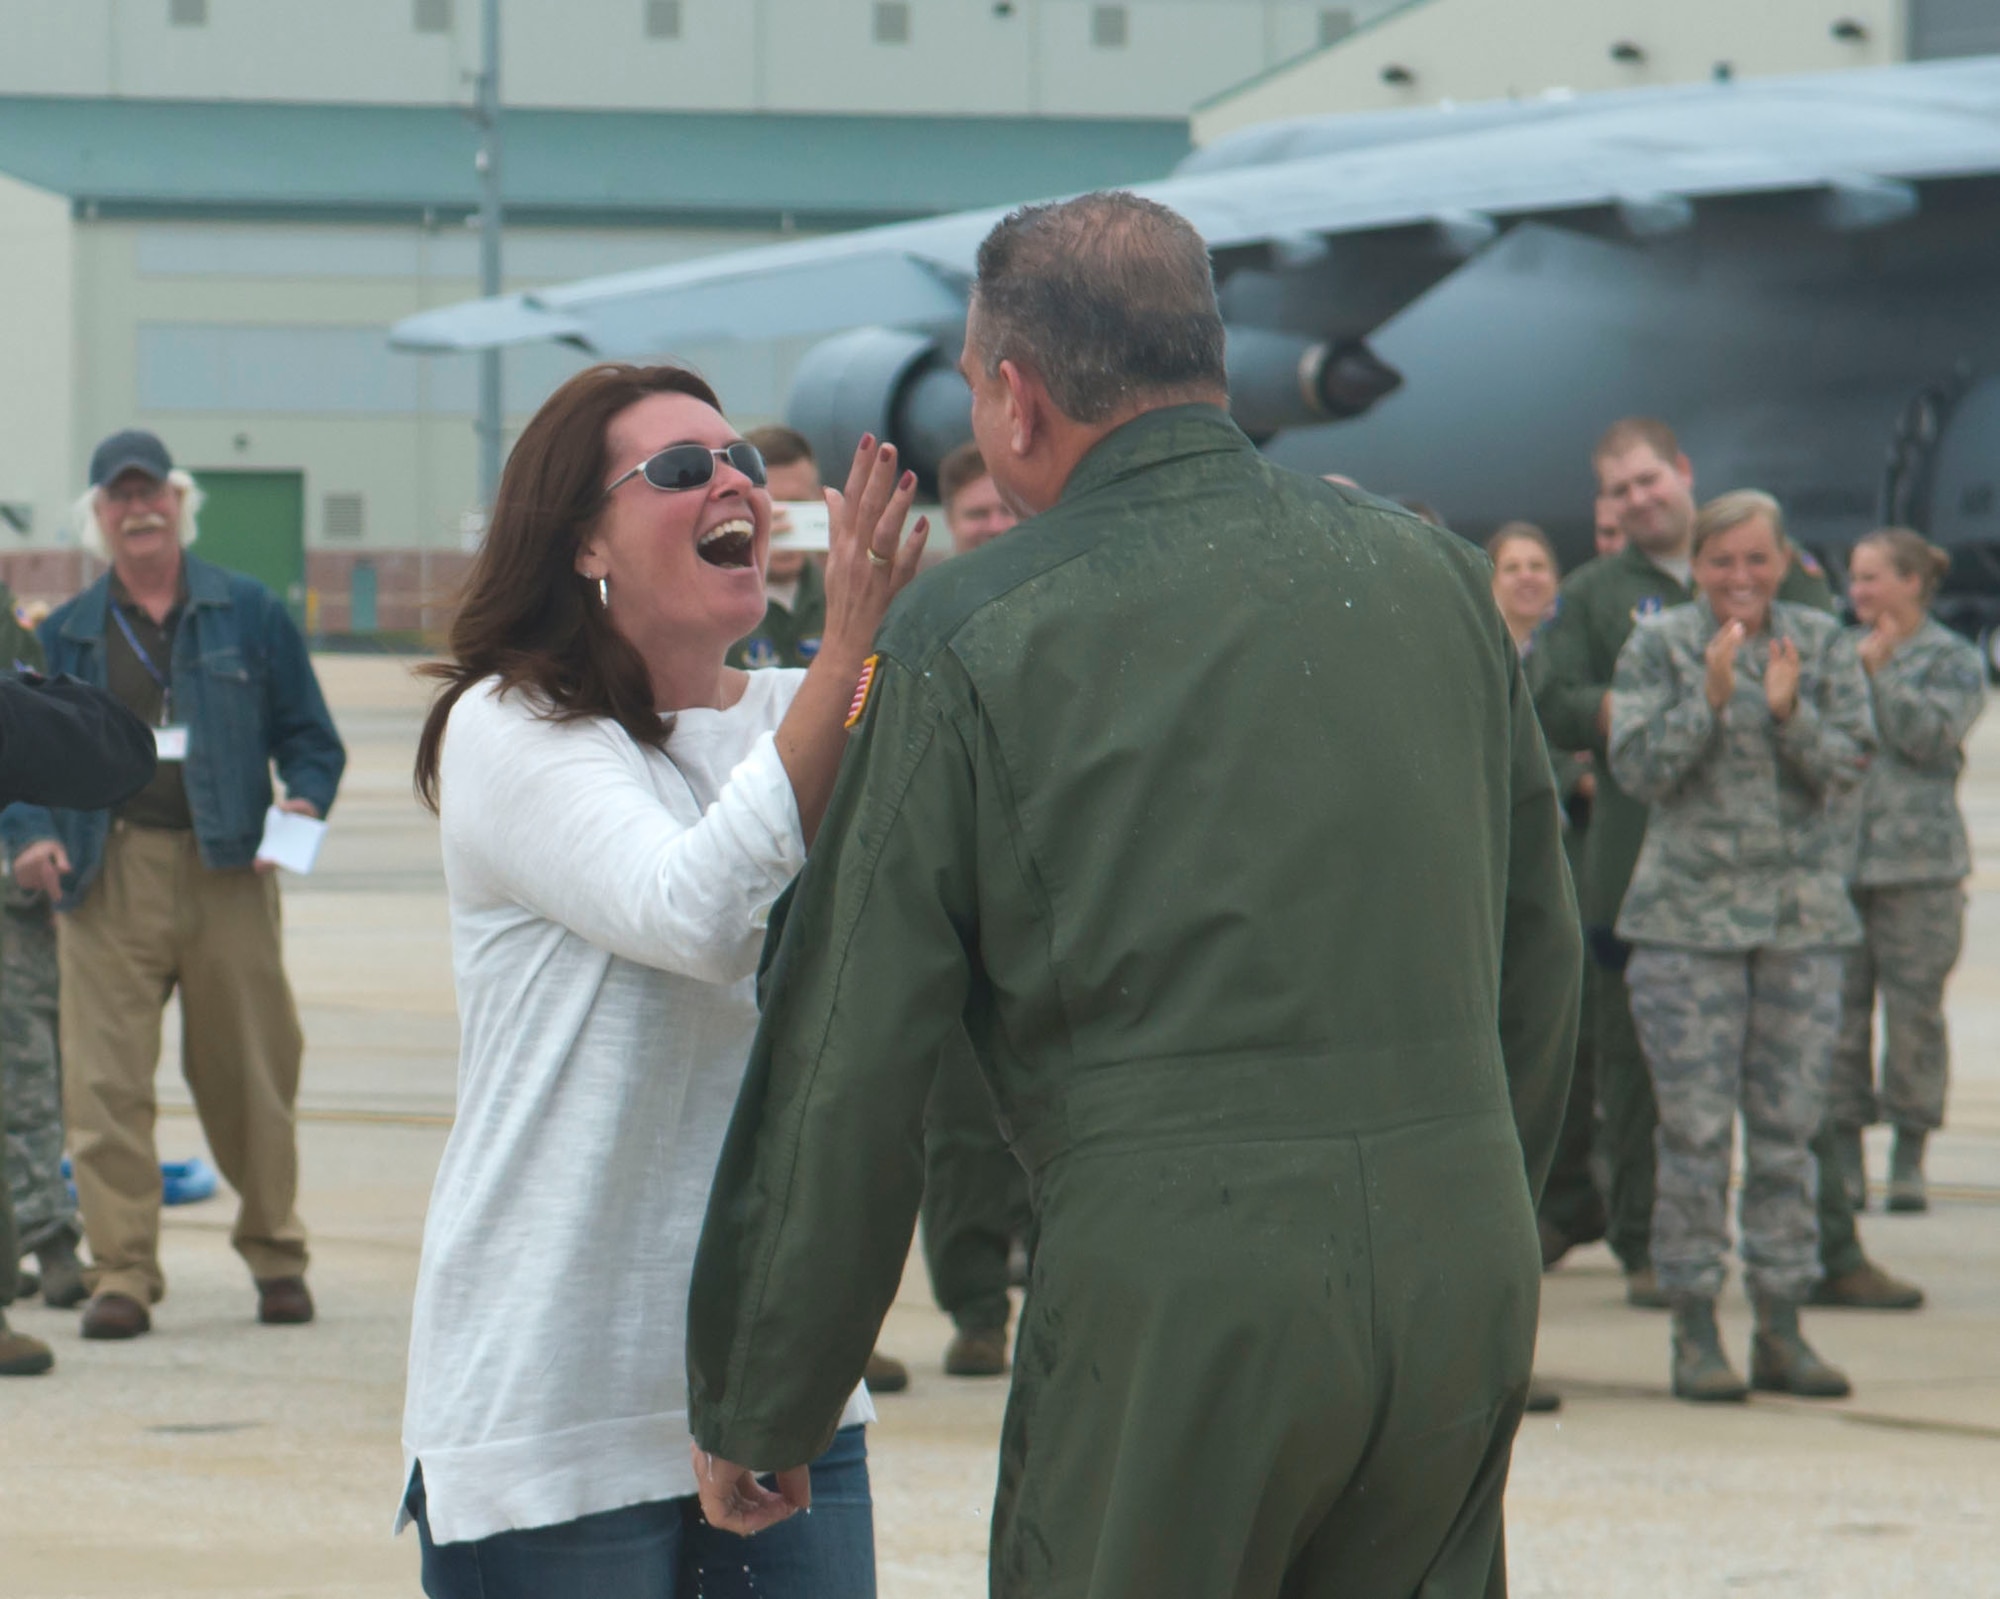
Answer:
[
  {"xmin": 999, "ymin": 359, "xmax": 1039, "ymax": 458},
  {"xmin": 1675, "ymin": 453, "xmax": 1696, "ymax": 494}
]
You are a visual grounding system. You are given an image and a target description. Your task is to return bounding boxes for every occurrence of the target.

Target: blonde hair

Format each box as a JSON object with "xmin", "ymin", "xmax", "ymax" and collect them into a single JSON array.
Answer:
[
  {"xmin": 71, "ymin": 469, "xmax": 203, "ymax": 559},
  {"xmin": 1854, "ymin": 526, "xmax": 1951, "ymax": 602},
  {"xmin": 1692, "ymin": 489, "xmax": 1785, "ymax": 560}
]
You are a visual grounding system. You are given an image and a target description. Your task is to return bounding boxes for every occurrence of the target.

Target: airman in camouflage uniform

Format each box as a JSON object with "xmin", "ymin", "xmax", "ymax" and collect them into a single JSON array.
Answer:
[
  {"xmin": 2, "ymin": 585, "xmax": 85, "ymax": 1309},
  {"xmin": 1830, "ymin": 614, "xmax": 1985, "ymax": 1211},
  {"xmin": 1611, "ymin": 564, "xmax": 1872, "ymax": 1401}
]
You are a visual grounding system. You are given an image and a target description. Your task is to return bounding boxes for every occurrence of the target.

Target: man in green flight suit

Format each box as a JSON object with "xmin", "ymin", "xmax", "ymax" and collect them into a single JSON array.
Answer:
[
  {"xmin": 1531, "ymin": 418, "xmax": 1923, "ymax": 1312},
  {"xmin": 687, "ymin": 192, "xmax": 1581, "ymax": 1596},
  {"xmin": 724, "ymin": 426, "xmax": 828, "ymax": 673}
]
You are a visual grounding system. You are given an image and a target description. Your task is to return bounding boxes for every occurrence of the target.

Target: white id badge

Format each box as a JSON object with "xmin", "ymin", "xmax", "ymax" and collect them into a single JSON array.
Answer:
[{"xmin": 154, "ymin": 725, "xmax": 189, "ymax": 762}]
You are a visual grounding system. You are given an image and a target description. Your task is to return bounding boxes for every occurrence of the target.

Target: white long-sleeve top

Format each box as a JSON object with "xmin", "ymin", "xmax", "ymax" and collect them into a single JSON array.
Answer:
[{"xmin": 400, "ymin": 672, "xmax": 871, "ymax": 1547}]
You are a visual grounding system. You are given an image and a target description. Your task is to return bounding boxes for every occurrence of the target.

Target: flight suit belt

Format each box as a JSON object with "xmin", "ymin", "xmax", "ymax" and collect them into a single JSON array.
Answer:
[{"xmin": 1003, "ymin": 1045, "xmax": 1514, "ymax": 1178}]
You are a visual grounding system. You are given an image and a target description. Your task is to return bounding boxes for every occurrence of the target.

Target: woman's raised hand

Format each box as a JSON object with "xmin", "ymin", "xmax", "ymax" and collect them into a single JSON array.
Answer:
[
  {"xmin": 818, "ymin": 434, "xmax": 930, "ymax": 668},
  {"xmin": 1765, "ymin": 636, "xmax": 1801, "ymax": 722},
  {"xmin": 1705, "ymin": 620, "xmax": 1744, "ymax": 711}
]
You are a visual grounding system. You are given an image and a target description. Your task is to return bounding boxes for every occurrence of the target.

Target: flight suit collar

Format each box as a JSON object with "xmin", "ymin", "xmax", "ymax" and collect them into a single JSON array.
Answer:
[
  {"xmin": 1617, "ymin": 541, "xmax": 1691, "ymax": 599},
  {"xmin": 1058, "ymin": 403, "xmax": 1251, "ymax": 506}
]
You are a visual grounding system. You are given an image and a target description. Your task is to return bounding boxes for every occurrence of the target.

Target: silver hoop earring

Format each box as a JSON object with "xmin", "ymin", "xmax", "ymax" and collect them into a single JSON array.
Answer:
[{"xmin": 597, "ymin": 576, "xmax": 609, "ymax": 608}]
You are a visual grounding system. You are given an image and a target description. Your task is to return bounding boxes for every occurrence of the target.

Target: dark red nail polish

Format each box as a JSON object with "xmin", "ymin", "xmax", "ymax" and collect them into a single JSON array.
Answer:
[{"xmin": 901, "ymin": 470, "xmax": 916, "ymax": 490}]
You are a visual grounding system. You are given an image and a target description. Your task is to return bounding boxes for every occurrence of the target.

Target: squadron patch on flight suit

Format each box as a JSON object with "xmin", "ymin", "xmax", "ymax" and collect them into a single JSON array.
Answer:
[
  {"xmin": 846, "ymin": 654, "xmax": 880, "ymax": 729},
  {"xmin": 742, "ymin": 637, "xmax": 780, "ymax": 671},
  {"xmin": 1633, "ymin": 595, "xmax": 1664, "ymax": 621}
]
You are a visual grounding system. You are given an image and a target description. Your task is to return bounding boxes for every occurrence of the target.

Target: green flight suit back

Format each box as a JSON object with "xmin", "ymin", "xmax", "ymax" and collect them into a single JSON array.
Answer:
[{"xmin": 687, "ymin": 407, "xmax": 1581, "ymax": 1598}]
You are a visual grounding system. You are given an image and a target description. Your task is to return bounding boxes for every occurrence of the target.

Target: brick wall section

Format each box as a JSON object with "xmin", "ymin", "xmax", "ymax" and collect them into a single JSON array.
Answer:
[{"xmin": 0, "ymin": 548, "xmax": 475, "ymax": 640}]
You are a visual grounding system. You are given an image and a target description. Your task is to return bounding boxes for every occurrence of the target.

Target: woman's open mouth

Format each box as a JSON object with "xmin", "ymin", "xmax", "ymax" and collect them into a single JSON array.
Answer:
[{"xmin": 696, "ymin": 519, "xmax": 756, "ymax": 569}]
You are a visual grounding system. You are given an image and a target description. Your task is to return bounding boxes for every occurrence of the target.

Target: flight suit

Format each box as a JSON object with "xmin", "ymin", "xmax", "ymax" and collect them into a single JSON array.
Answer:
[
  {"xmin": 688, "ymin": 406, "xmax": 1581, "ymax": 1598},
  {"xmin": 1830, "ymin": 619, "xmax": 1985, "ymax": 1135},
  {"xmin": 725, "ymin": 560, "xmax": 825, "ymax": 671},
  {"xmin": 1537, "ymin": 754, "xmax": 1606, "ymax": 1253},
  {"xmin": 921, "ymin": 1027, "xmax": 1030, "ymax": 1338},
  {"xmin": 1529, "ymin": 546, "xmax": 1853, "ymax": 1275}
]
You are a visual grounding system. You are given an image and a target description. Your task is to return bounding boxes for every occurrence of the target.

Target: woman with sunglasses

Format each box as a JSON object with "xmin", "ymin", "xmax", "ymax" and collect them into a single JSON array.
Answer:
[{"xmin": 399, "ymin": 363, "xmax": 926, "ymax": 1598}]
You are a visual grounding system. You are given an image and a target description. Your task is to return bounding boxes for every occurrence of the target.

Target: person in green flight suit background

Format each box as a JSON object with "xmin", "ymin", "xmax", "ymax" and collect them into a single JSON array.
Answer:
[
  {"xmin": 724, "ymin": 426, "xmax": 828, "ymax": 674},
  {"xmin": 686, "ymin": 192, "xmax": 1580, "ymax": 1597},
  {"xmin": 1530, "ymin": 418, "xmax": 1924, "ymax": 1313}
]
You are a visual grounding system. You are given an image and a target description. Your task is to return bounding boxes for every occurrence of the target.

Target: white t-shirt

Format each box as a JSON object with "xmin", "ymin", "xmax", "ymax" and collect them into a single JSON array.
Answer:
[{"xmin": 399, "ymin": 671, "xmax": 872, "ymax": 1546}]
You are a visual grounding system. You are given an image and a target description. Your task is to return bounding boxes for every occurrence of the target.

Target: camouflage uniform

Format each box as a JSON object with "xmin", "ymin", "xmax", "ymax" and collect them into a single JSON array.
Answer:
[
  {"xmin": 1830, "ymin": 619, "xmax": 1985, "ymax": 1134},
  {"xmin": 1610, "ymin": 599, "xmax": 1873, "ymax": 1300},
  {"xmin": 2, "ymin": 585, "xmax": 75, "ymax": 1282},
  {"xmin": 2, "ymin": 881, "xmax": 73, "ymax": 1254}
]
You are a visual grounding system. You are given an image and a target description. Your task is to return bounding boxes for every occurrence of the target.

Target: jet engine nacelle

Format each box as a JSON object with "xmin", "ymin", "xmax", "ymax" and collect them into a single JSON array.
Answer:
[
  {"xmin": 785, "ymin": 326, "xmax": 970, "ymax": 493},
  {"xmin": 784, "ymin": 325, "xmax": 1405, "ymax": 487}
]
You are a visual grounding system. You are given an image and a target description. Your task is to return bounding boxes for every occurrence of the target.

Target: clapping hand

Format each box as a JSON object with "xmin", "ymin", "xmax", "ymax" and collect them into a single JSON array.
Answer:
[
  {"xmin": 1855, "ymin": 619, "xmax": 1906, "ymax": 676},
  {"xmin": 1765, "ymin": 637, "xmax": 1801, "ymax": 722},
  {"xmin": 1704, "ymin": 620, "xmax": 1745, "ymax": 710}
]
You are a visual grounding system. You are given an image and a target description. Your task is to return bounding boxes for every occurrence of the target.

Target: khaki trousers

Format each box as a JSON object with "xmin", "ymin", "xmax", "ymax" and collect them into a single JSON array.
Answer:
[{"xmin": 58, "ymin": 824, "xmax": 307, "ymax": 1304}]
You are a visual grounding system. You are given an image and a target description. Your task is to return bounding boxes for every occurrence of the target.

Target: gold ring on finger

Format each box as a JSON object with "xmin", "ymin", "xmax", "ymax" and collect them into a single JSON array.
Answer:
[{"xmin": 866, "ymin": 549, "xmax": 891, "ymax": 568}]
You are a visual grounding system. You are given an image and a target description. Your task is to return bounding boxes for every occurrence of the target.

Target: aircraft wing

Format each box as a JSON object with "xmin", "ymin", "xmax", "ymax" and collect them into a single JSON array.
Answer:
[{"xmin": 391, "ymin": 56, "xmax": 2000, "ymax": 358}]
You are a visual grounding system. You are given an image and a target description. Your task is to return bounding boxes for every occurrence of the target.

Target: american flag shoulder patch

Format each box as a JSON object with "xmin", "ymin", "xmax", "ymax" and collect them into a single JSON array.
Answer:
[{"xmin": 845, "ymin": 654, "xmax": 880, "ymax": 729}]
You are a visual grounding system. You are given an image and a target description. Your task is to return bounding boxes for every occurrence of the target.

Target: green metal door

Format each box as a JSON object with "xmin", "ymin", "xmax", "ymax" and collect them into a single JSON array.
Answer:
[{"xmin": 190, "ymin": 470, "xmax": 306, "ymax": 618}]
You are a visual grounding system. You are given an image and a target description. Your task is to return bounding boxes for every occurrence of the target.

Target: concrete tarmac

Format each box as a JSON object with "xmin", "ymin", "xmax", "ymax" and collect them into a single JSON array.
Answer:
[{"xmin": 3, "ymin": 654, "xmax": 1997, "ymax": 1597}]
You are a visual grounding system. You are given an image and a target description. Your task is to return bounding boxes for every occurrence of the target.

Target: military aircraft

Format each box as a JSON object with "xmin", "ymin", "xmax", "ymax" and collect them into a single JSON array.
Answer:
[{"xmin": 393, "ymin": 55, "xmax": 2000, "ymax": 655}]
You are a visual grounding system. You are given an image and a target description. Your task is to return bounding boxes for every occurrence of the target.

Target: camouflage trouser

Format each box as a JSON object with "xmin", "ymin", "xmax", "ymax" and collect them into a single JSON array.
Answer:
[
  {"xmin": 2, "ymin": 883, "xmax": 76, "ymax": 1256},
  {"xmin": 1626, "ymin": 945, "xmax": 1842, "ymax": 1302},
  {"xmin": 1829, "ymin": 883, "xmax": 1964, "ymax": 1133}
]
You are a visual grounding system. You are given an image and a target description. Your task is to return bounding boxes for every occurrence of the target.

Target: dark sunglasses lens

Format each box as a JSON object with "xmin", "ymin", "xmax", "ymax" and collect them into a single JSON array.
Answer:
[
  {"xmin": 727, "ymin": 443, "xmax": 768, "ymax": 486},
  {"xmin": 642, "ymin": 446, "xmax": 717, "ymax": 492}
]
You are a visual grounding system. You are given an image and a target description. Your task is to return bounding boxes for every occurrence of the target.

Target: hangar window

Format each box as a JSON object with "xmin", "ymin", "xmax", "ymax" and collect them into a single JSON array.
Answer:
[
  {"xmin": 324, "ymin": 494, "xmax": 366, "ymax": 541},
  {"xmin": 1318, "ymin": 8, "xmax": 1355, "ymax": 47},
  {"xmin": 1091, "ymin": 5, "xmax": 1128, "ymax": 47},
  {"xmin": 1910, "ymin": 0, "xmax": 2000, "ymax": 59},
  {"xmin": 414, "ymin": 0, "xmax": 452, "ymax": 34},
  {"xmin": 169, "ymin": 0, "xmax": 208, "ymax": 25},
  {"xmin": 646, "ymin": 0, "xmax": 682, "ymax": 37},
  {"xmin": 873, "ymin": 2, "xmax": 910, "ymax": 44}
]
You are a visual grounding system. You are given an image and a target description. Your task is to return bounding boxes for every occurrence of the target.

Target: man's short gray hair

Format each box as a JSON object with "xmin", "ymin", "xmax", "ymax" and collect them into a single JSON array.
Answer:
[{"xmin": 970, "ymin": 191, "xmax": 1227, "ymax": 425}]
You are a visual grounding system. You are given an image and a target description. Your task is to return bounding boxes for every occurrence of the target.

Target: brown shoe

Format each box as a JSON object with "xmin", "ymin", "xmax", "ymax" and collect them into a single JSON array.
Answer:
[
  {"xmin": 80, "ymin": 1291, "xmax": 151, "ymax": 1340},
  {"xmin": 1808, "ymin": 1262, "xmax": 1925, "ymax": 1311},
  {"xmin": 0, "ymin": 1319, "xmax": 54, "ymax": 1376},
  {"xmin": 1624, "ymin": 1266, "xmax": 1671, "ymax": 1310},
  {"xmin": 256, "ymin": 1277, "xmax": 315, "ymax": 1326},
  {"xmin": 864, "ymin": 1349, "xmax": 909, "ymax": 1393},
  {"xmin": 1524, "ymin": 1378, "xmax": 1563, "ymax": 1413},
  {"xmin": 943, "ymin": 1326, "xmax": 1008, "ymax": 1378}
]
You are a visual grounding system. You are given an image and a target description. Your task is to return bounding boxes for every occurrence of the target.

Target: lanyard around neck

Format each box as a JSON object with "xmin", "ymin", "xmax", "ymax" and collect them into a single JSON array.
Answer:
[{"xmin": 110, "ymin": 601, "xmax": 175, "ymax": 720}]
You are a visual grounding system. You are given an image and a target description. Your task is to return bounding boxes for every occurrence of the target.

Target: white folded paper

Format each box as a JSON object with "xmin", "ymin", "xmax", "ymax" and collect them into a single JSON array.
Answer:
[{"xmin": 255, "ymin": 806, "xmax": 327, "ymax": 875}]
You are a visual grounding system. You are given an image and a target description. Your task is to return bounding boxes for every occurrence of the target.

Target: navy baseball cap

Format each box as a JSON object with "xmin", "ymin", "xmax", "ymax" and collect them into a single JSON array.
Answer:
[{"xmin": 89, "ymin": 429, "xmax": 174, "ymax": 489}]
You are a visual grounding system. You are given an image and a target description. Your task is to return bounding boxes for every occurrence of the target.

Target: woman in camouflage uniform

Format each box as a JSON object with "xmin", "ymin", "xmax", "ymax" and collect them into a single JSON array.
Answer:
[
  {"xmin": 1609, "ymin": 491, "xmax": 1872, "ymax": 1405},
  {"xmin": 1830, "ymin": 530, "xmax": 1985, "ymax": 1214}
]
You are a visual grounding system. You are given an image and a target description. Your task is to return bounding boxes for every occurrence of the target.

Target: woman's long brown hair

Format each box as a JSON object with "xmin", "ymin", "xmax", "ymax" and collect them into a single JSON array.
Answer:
[{"xmin": 413, "ymin": 362, "xmax": 724, "ymax": 811}]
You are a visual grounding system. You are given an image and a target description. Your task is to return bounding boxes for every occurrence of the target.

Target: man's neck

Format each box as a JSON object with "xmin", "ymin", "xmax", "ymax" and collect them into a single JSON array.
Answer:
[{"xmin": 114, "ymin": 550, "xmax": 184, "ymax": 624}]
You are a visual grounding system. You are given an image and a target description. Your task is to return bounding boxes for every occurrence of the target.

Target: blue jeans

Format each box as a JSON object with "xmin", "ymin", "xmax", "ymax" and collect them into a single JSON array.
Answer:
[{"xmin": 407, "ymin": 1425, "xmax": 875, "ymax": 1599}]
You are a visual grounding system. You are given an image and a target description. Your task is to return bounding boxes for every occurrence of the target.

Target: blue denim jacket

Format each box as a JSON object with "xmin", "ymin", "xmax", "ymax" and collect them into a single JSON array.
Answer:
[{"xmin": 0, "ymin": 554, "xmax": 346, "ymax": 908}]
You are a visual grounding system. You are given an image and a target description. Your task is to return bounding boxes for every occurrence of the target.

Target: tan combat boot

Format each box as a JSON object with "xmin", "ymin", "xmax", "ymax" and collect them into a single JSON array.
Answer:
[
  {"xmin": 1669, "ymin": 1296, "xmax": 1748, "ymax": 1403},
  {"xmin": 1750, "ymin": 1294, "xmax": 1851, "ymax": 1399}
]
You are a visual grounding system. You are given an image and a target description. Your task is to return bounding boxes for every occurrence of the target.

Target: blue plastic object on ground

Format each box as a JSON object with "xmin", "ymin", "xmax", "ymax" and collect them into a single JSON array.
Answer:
[{"xmin": 58, "ymin": 1155, "xmax": 219, "ymax": 1206}]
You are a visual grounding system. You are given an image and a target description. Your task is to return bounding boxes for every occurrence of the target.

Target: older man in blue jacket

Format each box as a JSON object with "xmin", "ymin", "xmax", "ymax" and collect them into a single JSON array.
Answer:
[{"xmin": 1, "ymin": 429, "xmax": 344, "ymax": 1341}]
